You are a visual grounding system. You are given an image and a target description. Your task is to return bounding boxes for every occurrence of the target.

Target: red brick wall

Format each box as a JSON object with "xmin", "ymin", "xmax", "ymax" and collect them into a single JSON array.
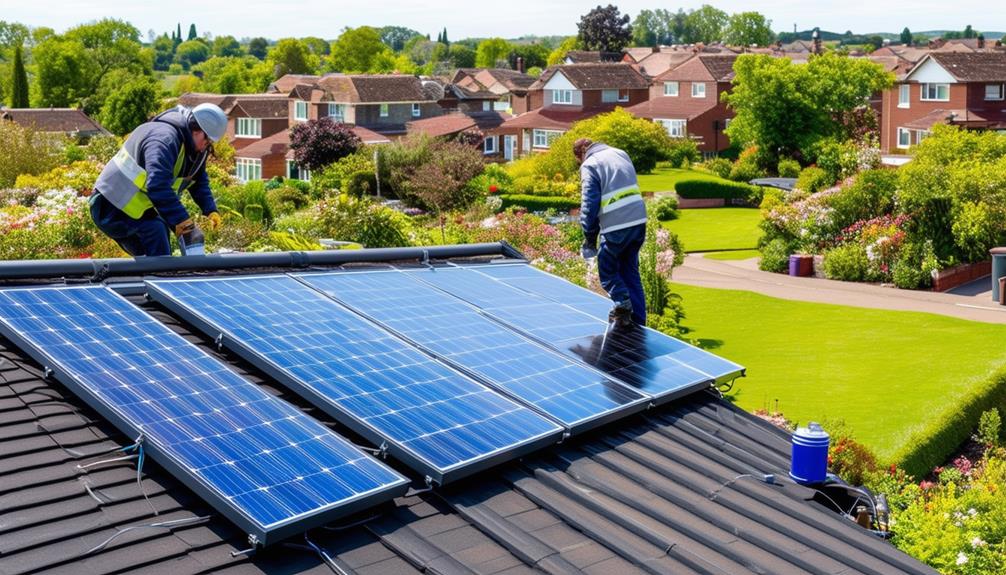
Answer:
[{"xmin": 881, "ymin": 82, "xmax": 967, "ymax": 152}]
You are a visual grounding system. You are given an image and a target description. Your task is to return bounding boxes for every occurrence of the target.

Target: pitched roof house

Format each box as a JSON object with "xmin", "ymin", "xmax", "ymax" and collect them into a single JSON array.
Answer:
[
  {"xmin": 626, "ymin": 55, "xmax": 738, "ymax": 156},
  {"xmin": 444, "ymin": 68, "xmax": 537, "ymax": 115},
  {"xmin": 496, "ymin": 63, "xmax": 650, "ymax": 158},
  {"xmin": 880, "ymin": 51, "xmax": 1006, "ymax": 153},
  {"xmin": 178, "ymin": 93, "xmax": 291, "ymax": 152},
  {"xmin": 0, "ymin": 107, "xmax": 110, "ymax": 138}
]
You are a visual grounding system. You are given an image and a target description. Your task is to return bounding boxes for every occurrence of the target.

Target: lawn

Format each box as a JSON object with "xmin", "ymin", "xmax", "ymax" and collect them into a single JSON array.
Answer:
[
  {"xmin": 637, "ymin": 166, "xmax": 726, "ymax": 193},
  {"xmin": 703, "ymin": 249, "xmax": 760, "ymax": 260},
  {"xmin": 660, "ymin": 207, "xmax": 762, "ymax": 253},
  {"xmin": 671, "ymin": 282, "xmax": 1006, "ymax": 462}
]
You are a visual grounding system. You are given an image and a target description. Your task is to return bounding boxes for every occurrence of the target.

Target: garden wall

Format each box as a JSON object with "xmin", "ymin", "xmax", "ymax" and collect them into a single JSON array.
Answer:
[{"xmin": 931, "ymin": 261, "xmax": 991, "ymax": 292}]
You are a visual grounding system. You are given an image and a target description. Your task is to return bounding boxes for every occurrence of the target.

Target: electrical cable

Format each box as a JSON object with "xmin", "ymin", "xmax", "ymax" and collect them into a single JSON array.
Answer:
[
  {"xmin": 83, "ymin": 515, "xmax": 212, "ymax": 556},
  {"xmin": 304, "ymin": 532, "xmax": 350, "ymax": 575}
]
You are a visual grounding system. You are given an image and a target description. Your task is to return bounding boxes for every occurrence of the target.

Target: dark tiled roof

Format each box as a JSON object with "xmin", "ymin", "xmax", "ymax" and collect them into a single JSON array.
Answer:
[
  {"xmin": 267, "ymin": 74, "xmax": 321, "ymax": 94},
  {"xmin": 635, "ymin": 52, "xmax": 695, "ymax": 78},
  {"xmin": 177, "ymin": 93, "xmax": 237, "ymax": 111},
  {"xmin": 288, "ymin": 84, "xmax": 317, "ymax": 101},
  {"xmin": 501, "ymin": 108, "xmax": 604, "ymax": 131},
  {"xmin": 535, "ymin": 64, "xmax": 650, "ymax": 91},
  {"xmin": 232, "ymin": 96, "xmax": 290, "ymax": 119},
  {"xmin": 658, "ymin": 55, "xmax": 736, "ymax": 83},
  {"xmin": 625, "ymin": 96, "xmax": 720, "ymax": 121},
  {"xmin": 407, "ymin": 112, "xmax": 511, "ymax": 137},
  {"xmin": 317, "ymin": 75, "xmax": 437, "ymax": 103},
  {"xmin": 700, "ymin": 55, "xmax": 738, "ymax": 82},
  {"xmin": 923, "ymin": 52, "xmax": 1006, "ymax": 82},
  {"xmin": 0, "ymin": 268, "xmax": 938, "ymax": 575},
  {"xmin": 0, "ymin": 108, "xmax": 109, "ymax": 135},
  {"xmin": 482, "ymin": 69, "xmax": 537, "ymax": 91},
  {"xmin": 564, "ymin": 50, "xmax": 623, "ymax": 63}
]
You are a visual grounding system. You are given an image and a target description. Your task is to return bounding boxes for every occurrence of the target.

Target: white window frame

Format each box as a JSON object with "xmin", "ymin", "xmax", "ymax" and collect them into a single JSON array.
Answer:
[
  {"xmin": 920, "ymin": 83, "xmax": 949, "ymax": 102},
  {"xmin": 657, "ymin": 119, "xmax": 687, "ymax": 138},
  {"xmin": 896, "ymin": 127, "xmax": 911, "ymax": 149},
  {"xmin": 411, "ymin": 103, "xmax": 421, "ymax": 117},
  {"xmin": 552, "ymin": 90, "xmax": 573, "ymax": 105},
  {"xmin": 380, "ymin": 103, "xmax": 389, "ymax": 117},
  {"xmin": 494, "ymin": 95, "xmax": 510, "ymax": 111},
  {"xmin": 985, "ymin": 83, "xmax": 1004, "ymax": 101},
  {"xmin": 691, "ymin": 82, "xmax": 706, "ymax": 98},
  {"xmin": 663, "ymin": 81, "xmax": 679, "ymax": 96},
  {"xmin": 601, "ymin": 89, "xmax": 618, "ymax": 103},
  {"xmin": 482, "ymin": 100, "xmax": 491, "ymax": 111},
  {"xmin": 532, "ymin": 129, "xmax": 563, "ymax": 149},
  {"xmin": 294, "ymin": 100, "xmax": 309, "ymax": 121},
  {"xmin": 483, "ymin": 136, "xmax": 496, "ymax": 154},
  {"xmin": 286, "ymin": 160, "xmax": 311, "ymax": 182},
  {"xmin": 235, "ymin": 117, "xmax": 261, "ymax": 138},
  {"xmin": 898, "ymin": 84, "xmax": 910, "ymax": 108},
  {"xmin": 327, "ymin": 103, "xmax": 346, "ymax": 122},
  {"xmin": 235, "ymin": 158, "xmax": 262, "ymax": 182}
]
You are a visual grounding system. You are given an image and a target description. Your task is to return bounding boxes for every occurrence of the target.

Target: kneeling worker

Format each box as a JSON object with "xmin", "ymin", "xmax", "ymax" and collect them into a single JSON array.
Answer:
[
  {"xmin": 91, "ymin": 103, "xmax": 228, "ymax": 256},
  {"xmin": 575, "ymin": 138, "xmax": 648, "ymax": 328}
]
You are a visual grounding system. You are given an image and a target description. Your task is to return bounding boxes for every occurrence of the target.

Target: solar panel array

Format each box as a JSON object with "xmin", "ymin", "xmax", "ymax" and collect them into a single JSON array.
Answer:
[
  {"xmin": 145, "ymin": 276, "xmax": 563, "ymax": 484},
  {"xmin": 0, "ymin": 286, "xmax": 408, "ymax": 545},
  {"xmin": 295, "ymin": 271, "xmax": 650, "ymax": 433}
]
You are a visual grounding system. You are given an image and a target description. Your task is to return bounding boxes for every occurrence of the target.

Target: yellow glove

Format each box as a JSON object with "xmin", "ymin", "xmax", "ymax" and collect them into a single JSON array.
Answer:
[
  {"xmin": 175, "ymin": 218, "xmax": 195, "ymax": 236},
  {"xmin": 206, "ymin": 211, "xmax": 222, "ymax": 231}
]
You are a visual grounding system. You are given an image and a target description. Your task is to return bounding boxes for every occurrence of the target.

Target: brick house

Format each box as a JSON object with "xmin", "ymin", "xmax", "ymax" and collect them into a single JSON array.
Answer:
[
  {"xmin": 178, "ymin": 93, "xmax": 290, "ymax": 152},
  {"xmin": 625, "ymin": 54, "xmax": 737, "ymax": 157},
  {"xmin": 406, "ymin": 111, "xmax": 512, "ymax": 160},
  {"xmin": 880, "ymin": 52, "xmax": 1006, "ymax": 153},
  {"xmin": 0, "ymin": 107, "xmax": 109, "ymax": 139},
  {"xmin": 442, "ymin": 68, "xmax": 537, "ymax": 115},
  {"xmin": 495, "ymin": 63, "xmax": 650, "ymax": 158}
]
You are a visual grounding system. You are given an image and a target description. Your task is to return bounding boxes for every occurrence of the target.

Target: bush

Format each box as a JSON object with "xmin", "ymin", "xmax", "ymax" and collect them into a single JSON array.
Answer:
[
  {"xmin": 14, "ymin": 160, "xmax": 103, "ymax": 194},
  {"xmin": 498, "ymin": 194, "xmax": 579, "ymax": 212},
  {"xmin": 728, "ymin": 147, "xmax": 766, "ymax": 182},
  {"xmin": 215, "ymin": 180, "xmax": 274, "ymax": 224},
  {"xmin": 265, "ymin": 185, "xmax": 310, "ymax": 216},
  {"xmin": 675, "ymin": 178, "xmax": 759, "ymax": 201},
  {"xmin": 822, "ymin": 243, "xmax": 870, "ymax": 281},
  {"xmin": 0, "ymin": 121, "xmax": 65, "ymax": 187},
  {"xmin": 702, "ymin": 157, "xmax": 733, "ymax": 180},
  {"xmin": 977, "ymin": 409, "xmax": 1002, "ymax": 448},
  {"xmin": 314, "ymin": 194, "xmax": 413, "ymax": 248},
  {"xmin": 827, "ymin": 168, "xmax": 898, "ymax": 231},
  {"xmin": 290, "ymin": 117, "xmax": 362, "ymax": 171},
  {"xmin": 665, "ymin": 138, "xmax": 701, "ymax": 169},
  {"xmin": 777, "ymin": 158, "xmax": 801, "ymax": 178},
  {"xmin": 892, "ymin": 254, "xmax": 931, "ymax": 289},
  {"xmin": 653, "ymin": 195, "xmax": 679, "ymax": 221},
  {"xmin": 466, "ymin": 163, "xmax": 513, "ymax": 196},
  {"xmin": 759, "ymin": 238, "xmax": 792, "ymax": 272},
  {"xmin": 345, "ymin": 171, "xmax": 378, "ymax": 197},
  {"xmin": 795, "ymin": 166, "xmax": 833, "ymax": 194},
  {"xmin": 311, "ymin": 151, "xmax": 375, "ymax": 197},
  {"xmin": 952, "ymin": 202, "xmax": 1001, "ymax": 263}
]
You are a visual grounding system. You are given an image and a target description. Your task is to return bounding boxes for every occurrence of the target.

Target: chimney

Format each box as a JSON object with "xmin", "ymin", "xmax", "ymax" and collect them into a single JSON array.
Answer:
[
  {"xmin": 812, "ymin": 29, "xmax": 821, "ymax": 55},
  {"xmin": 978, "ymin": 35, "xmax": 985, "ymax": 49},
  {"xmin": 516, "ymin": 56, "xmax": 524, "ymax": 73}
]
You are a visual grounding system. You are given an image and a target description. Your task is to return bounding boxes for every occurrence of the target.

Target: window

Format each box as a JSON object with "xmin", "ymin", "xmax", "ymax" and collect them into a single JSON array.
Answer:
[
  {"xmin": 532, "ymin": 129, "xmax": 563, "ymax": 148},
  {"xmin": 602, "ymin": 90, "xmax": 618, "ymax": 103},
  {"xmin": 985, "ymin": 83, "xmax": 1004, "ymax": 101},
  {"xmin": 657, "ymin": 119, "xmax": 687, "ymax": 138},
  {"xmin": 286, "ymin": 160, "xmax": 311, "ymax": 182},
  {"xmin": 482, "ymin": 100, "xmax": 491, "ymax": 111},
  {"xmin": 663, "ymin": 81, "xmax": 679, "ymax": 96},
  {"xmin": 412, "ymin": 103, "xmax": 421, "ymax": 117},
  {"xmin": 552, "ymin": 90, "xmax": 573, "ymax": 104},
  {"xmin": 380, "ymin": 103, "xmax": 389, "ymax": 117},
  {"xmin": 294, "ymin": 100, "xmax": 308, "ymax": 121},
  {"xmin": 920, "ymin": 83, "xmax": 949, "ymax": 101},
  {"xmin": 235, "ymin": 117, "xmax": 261, "ymax": 138},
  {"xmin": 897, "ymin": 127, "xmax": 911, "ymax": 149},
  {"xmin": 327, "ymin": 103, "xmax": 345, "ymax": 122},
  {"xmin": 617, "ymin": 89, "xmax": 629, "ymax": 102},
  {"xmin": 494, "ymin": 96, "xmax": 510, "ymax": 111},
  {"xmin": 483, "ymin": 136, "xmax": 496, "ymax": 154},
  {"xmin": 898, "ymin": 84, "xmax": 910, "ymax": 108},
  {"xmin": 691, "ymin": 82, "xmax": 706, "ymax": 98},
  {"xmin": 235, "ymin": 158, "xmax": 262, "ymax": 182}
]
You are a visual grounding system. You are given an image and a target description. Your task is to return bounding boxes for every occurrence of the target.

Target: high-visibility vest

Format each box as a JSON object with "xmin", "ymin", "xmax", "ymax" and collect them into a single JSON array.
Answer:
[{"xmin": 94, "ymin": 126, "xmax": 194, "ymax": 219}]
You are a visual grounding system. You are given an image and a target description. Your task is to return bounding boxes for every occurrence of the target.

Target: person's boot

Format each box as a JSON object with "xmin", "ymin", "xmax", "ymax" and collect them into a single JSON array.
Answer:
[{"xmin": 608, "ymin": 301, "xmax": 634, "ymax": 329}]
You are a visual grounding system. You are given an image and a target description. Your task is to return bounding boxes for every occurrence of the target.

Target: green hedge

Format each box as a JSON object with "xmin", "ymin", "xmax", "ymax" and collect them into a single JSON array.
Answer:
[
  {"xmin": 674, "ymin": 178, "xmax": 758, "ymax": 200},
  {"xmin": 892, "ymin": 366, "xmax": 1006, "ymax": 478},
  {"xmin": 498, "ymin": 194, "xmax": 579, "ymax": 212}
]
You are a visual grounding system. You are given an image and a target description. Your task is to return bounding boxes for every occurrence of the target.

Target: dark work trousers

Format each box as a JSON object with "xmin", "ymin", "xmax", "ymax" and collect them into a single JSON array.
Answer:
[
  {"xmin": 89, "ymin": 193, "xmax": 172, "ymax": 257},
  {"xmin": 597, "ymin": 223, "xmax": 647, "ymax": 325}
]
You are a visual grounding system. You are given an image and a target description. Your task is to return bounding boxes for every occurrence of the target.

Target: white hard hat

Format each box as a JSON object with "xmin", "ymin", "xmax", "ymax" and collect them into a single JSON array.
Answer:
[{"xmin": 191, "ymin": 103, "xmax": 228, "ymax": 142}]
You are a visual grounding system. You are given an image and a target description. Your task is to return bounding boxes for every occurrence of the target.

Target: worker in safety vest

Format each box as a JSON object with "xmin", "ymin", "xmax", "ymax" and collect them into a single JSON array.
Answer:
[
  {"xmin": 90, "ymin": 104, "xmax": 227, "ymax": 256},
  {"xmin": 575, "ymin": 138, "xmax": 648, "ymax": 328}
]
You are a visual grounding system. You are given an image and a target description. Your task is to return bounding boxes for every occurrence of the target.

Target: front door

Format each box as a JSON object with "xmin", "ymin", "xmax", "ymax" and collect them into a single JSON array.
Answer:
[{"xmin": 504, "ymin": 135, "xmax": 515, "ymax": 161}]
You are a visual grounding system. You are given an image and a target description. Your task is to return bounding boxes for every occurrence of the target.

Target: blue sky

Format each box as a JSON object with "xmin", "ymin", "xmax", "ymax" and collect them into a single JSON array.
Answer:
[{"xmin": 5, "ymin": 0, "xmax": 1002, "ymax": 40}]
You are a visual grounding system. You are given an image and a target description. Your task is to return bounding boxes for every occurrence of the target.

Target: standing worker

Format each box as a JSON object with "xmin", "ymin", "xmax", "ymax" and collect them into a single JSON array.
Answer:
[
  {"xmin": 575, "ymin": 138, "xmax": 648, "ymax": 328},
  {"xmin": 90, "ymin": 104, "xmax": 228, "ymax": 256}
]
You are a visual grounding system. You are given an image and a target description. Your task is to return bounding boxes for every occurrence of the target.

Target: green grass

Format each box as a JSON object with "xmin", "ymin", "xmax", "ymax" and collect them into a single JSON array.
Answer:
[
  {"xmin": 638, "ymin": 167, "xmax": 726, "ymax": 193},
  {"xmin": 671, "ymin": 283, "xmax": 1006, "ymax": 462},
  {"xmin": 660, "ymin": 208, "xmax": 762, "ymax": 252},
  {"xmin": 702, "ymin": 249, "xmax": 761, "ymax": 260}
]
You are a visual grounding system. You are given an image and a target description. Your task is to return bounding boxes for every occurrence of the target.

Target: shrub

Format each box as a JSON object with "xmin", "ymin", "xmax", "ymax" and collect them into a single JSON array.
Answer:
[
  {"xmin": 653, "ymin": 195, "xmax": 679, "ymax": 221},
  {"xmin": 498, "ymin": 194, "xmax": 579, "ymax": 212},
  {"xmin": 675, "ymin": 178, "xmax": 758, "ymax": 201},
  {"xmin": 345, "ymin": 171, "xmax": 378, "ymax": 197},
  {"xmin": 466, "ymin": 163, "xmax": 513, "ymax": 196},
  {"xmin": 314, "ymin": 194, "xmax": 413, "ymax": 248},
  {"xmin": 977, "ymin": 409, "xmax": 1002, "ymax": 448},
  {"xmin": 215, "ymin": 180, "xmax": 274, "ymax": 224},
  {"xmin": 759, "ymin": 238, "xmax": 792, "ymax": 272},
  {"xmin": 311, "ymin": 151, "xmax": 376, "ymax": 197},
  {"xmin": 827, "ymin": 168, "xmax": 898, "ymax": 231},
  {"xmin": 665, "ymin": 138, "xmax": 701, "ymax": 169},
  {"xmin": 14, "ymin": 160, "xmax": 103, "ymax": 194},
  {"xmin": 892, "ymin": 254, "xmax": 931, "ymax": 289},
  {"xmin": 289, "ymin": 117, "xmax": 362, "ymax": 171},
  {"xmin": 265, "ymin": 185, "xmax": 310, "ymax": 216},
  {"xmin": 702, "ymin": 157, "xmax": 733, "ymax": 180},
  {"xmin": 952, "ymin": 202, "xmax": 1001, "ymax": 263},
  {"xmin": 821, "ymin": 419, "xmax": 878, "ymax": 486},
  {"xmin": 777, "ymin": 158, "xmax": 801, "ymax": 178},
  {"xmin": 728, "ymin": 146, "xmax": 766, "ymax": 182},
  {"xmin": 0, "ymin": 122, "xmax": 65, "ymax": 188},
  {"xmin": 795, "ymin": 166, "xmax": 832, "ymax": 194},
  {"xmin": 822, "ymin": 243, "xmax": 870, "ymax": 281}
]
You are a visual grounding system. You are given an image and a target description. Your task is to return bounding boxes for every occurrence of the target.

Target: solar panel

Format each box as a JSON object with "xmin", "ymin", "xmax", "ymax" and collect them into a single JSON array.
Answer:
[
  {"xmin": 411, "ymin": 264, "xmax": 745, "ymax": 397},
  {"xmin": 145, "ymin": 276, "xmax": 564, "ymax": 484},
  {"xmin": 294, "ymin": 271, "xmax": 650, "ymax": 434},
  {"xmin": 0, "ymin": 286, "xmax": 408, "ymax": 546}
]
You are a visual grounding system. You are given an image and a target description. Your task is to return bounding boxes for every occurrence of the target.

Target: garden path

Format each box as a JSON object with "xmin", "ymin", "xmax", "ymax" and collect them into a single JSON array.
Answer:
[{"xmin": 674, "ymin": 254, "xmax": 1006, "ymax": 324}]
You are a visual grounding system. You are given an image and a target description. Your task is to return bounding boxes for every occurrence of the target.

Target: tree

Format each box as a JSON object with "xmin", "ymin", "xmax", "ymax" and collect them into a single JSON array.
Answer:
[
  {"xmin": 301, "ymin": 36, "xmax": 330, "ymax": 56},
  {"xmin": 175, "ymin": 23, "xmax": 182, "ymax": 47},
  {"xmin": 963, "ymin": 25, "xmax": 976, "ymax": 39},
  {"xmin": 10, "ymin": 45, "xmax": 29, "ymax": 108},
  {"xmin": 684, "ymin": 5, "xmax": 728, "ymax": 43},
  {"xmin": 547, "ymin": 37, "xmax": 579, "ymax": 66},
  {"xmin": 900, "ymin": 27, "xmax": 912, "ymax": 45},
  {"xmin": 330, "ymin": 27, "xmax": 391, "ymax": 73},
  {"xmin": 448, "ymin": 44, "xmax": 475, "ymax": 68},
  {"xmin": 475, "ymin": 38, "xmax": 511, "ymax": 67},
  {"xmin": 248, "ymin": 37, "xmax": 268, "ymax": 60},
  {"xmin": 577, "ymin": 4, "xmax": 632, "ymax": 52},
  {"xmin": 441, "ymin": 27, "xmax": 449, "ymax": 45},
  {"xmin": 193, "ymin": 56, "xmax": 273, "ymax": 93},
  {"xmin": 723, "ymin": 12, "xmax": 775, "ymax": 47},
  {"xmin": 187, "ymin": 23, "xmax": 197, "ymax": 41},
  {"xmin": 290, "ymin": 117, "xmax": 362, "ymax": 171},
  {"xmin": 153, "ymin": 34, "xmax": 175, "ymax": 70},
  {"xmin": 632, "ymin": 9, "xmax": 675, "ymax": 47},
  {"xmin": 379, "ymin": 26, "xmax": 421, "ymax": 51},
  {"xmin": 100, "ymin": 76, "xmax": 161, "ymax": 136},
  {"xmin": 267, "ymin": 38, "xmax": 319, "ymax": 77},
  {"xmin": 408, "ymin": 140, "xmax": 485, "ymax": 242},
  {"xmin": 507, "ymin": 43, "xmax": 548, "ymax": 70},
  {"xmin": 174, "ymin": 39, "xmax": 210, "ymax": 70},
  {"xmin": 212, "ymin": 35, "xmax": 243, "ymax": 57}
]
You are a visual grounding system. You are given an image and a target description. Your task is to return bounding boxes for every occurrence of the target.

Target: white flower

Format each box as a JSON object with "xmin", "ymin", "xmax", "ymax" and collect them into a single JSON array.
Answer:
[
  {"xmin": 968, "ymin": 508, "xmax": 977, "ymax": 516},
  {"xmin": 971, "ymin": 536, "xmax": 986, "ymax": 548},
  {"xmin": 956, "ymin": 552, "xmax": 968, "ymax": 565}
]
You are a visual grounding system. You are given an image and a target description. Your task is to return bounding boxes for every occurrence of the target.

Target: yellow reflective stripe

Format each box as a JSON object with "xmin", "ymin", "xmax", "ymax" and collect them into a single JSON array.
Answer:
[
  {"xmin": 120, "ymin": 189, "xmax": 155, "ymax": 219},
  {"xmin": 601, "ymin": 187, "xmax": 641, "ymax": 208}
]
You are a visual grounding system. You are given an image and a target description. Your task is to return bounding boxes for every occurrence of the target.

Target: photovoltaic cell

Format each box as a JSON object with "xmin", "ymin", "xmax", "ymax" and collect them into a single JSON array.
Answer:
[
  {"xmin": 412, "ymin": 264, "xmax": 745, "ymax": 396},
  {"xmin": 0, "ymin": 286, "xmax": 407, "ymax": 545},
  {"xmin": 145, "ymin": 276, "xmax": 563, "ymax": 484},
  {"xmin": 295, "ymin": 271, "xmax": 649, "ymax": 433}
]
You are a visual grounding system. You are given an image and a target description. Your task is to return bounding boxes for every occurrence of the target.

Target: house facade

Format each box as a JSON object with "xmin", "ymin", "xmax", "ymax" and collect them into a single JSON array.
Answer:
[
  {"xmin": 443, "ymin": 68, "xmax": 537, "ymax": 115},
  {"xmin": 880, "ymin": 52, "xmax": 1006, "ymax": 153}
]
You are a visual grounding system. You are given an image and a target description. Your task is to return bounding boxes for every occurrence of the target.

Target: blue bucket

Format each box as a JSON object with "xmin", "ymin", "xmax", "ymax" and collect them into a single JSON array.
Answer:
[{"xmin": 790, "ymin": 422, "xmax": 829, "ymax": 485}]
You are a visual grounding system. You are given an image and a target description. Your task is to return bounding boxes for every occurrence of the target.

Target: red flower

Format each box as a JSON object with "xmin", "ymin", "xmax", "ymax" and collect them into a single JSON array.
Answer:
[{"xmin": 488, "ymin": 184, "xmax": 499, "ymax": 194}]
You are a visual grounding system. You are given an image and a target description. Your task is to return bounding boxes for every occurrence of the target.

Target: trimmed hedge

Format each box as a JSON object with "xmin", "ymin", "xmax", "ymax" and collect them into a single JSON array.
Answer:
[
  {"xmin": 675, "ymin": 178, "xmax": 758, "ymax": 201},
  {"xmin": 892, "ymin": 366, "xmax": 1006, "ymax": 478},
  {"xmin": 498, "ymin": 194, "xmax": 579, "ymax": 212}
]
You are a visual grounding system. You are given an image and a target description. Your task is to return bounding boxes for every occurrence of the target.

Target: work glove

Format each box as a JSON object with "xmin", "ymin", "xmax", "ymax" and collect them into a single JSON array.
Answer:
[
  {"xmin": 206, "ymin": 211, "xmax": 222, "ymax": 231},
  {"xmin": 175, "ymin": 219, "xmax": 205, "ymax": 256},
  {"xmin": 581, "ymin": 241, "xmax": 598, "ymax": 260}
]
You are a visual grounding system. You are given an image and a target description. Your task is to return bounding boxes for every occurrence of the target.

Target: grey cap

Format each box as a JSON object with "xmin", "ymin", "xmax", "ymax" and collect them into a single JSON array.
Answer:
[{"xmin": 191, "ymin": 103, "xmax": 228, "ymax": 142}]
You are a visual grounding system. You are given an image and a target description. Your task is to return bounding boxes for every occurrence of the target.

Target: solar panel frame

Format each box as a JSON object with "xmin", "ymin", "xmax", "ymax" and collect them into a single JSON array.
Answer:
[
  {"xmin": 0, "ymin": 285, "xmax": 409, "ymax": 546},
  {"xmin": 145, "ymin": 276, "xmax": 565, "ymax": 485},
  {"xmin": 291, "ymin": 270, "xmax": 652, "ymax": 435}
]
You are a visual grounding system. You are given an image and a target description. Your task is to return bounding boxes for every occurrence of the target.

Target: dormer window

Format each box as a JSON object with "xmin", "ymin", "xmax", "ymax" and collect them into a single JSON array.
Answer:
[{"xmin": 552, "ymin": 90, "xmax": 573, "ymax": 105}]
